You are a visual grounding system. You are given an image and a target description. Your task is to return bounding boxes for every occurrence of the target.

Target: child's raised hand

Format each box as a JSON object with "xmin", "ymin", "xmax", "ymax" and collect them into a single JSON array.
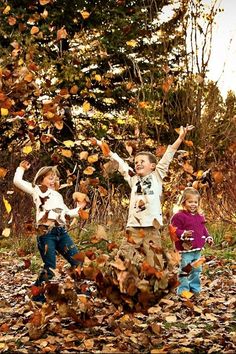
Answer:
[
  {"xmin": 179, "ymin": 124, "xmax": 194, "ymax": 140},
  {"xmin": 19, "ymin": 160, "xmax": 31, "ymax": 170}
]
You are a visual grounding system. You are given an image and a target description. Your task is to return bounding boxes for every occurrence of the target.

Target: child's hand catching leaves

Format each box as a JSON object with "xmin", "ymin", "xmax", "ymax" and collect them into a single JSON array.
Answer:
[
  {"xmin": 19, "ymin": 160, "xmax": 31, "ymax": 170},
  {"xmin": 179, "ymin": 124, "xmax": 195, "ymax": 141}
]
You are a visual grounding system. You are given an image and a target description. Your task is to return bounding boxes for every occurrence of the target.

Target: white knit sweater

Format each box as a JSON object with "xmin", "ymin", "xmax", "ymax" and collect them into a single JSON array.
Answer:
[{"xmin": 13, "ymin": 167, "xmax": 80, "ymax": 226}]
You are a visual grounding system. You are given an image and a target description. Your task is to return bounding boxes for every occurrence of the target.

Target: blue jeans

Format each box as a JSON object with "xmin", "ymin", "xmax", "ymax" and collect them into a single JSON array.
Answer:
[
  {"xmin": 36, "ymin": 226, "xmax": 80, "ymax": 285},
  {"xmin": 177, "ymin": 250, "xmax": 202, "ymax": 295}
]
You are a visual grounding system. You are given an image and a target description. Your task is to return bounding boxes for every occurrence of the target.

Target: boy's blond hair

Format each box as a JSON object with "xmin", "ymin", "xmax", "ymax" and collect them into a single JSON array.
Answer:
[{"xmin": 135, "ymin": 151, "xmax": 157, "ymax": 164}]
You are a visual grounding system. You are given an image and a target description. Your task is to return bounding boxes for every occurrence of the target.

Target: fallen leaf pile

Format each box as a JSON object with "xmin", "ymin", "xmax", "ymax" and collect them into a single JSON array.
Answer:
[{"xmin": 0, "ymin": 248, "xmax": 235, "ymax": 353}]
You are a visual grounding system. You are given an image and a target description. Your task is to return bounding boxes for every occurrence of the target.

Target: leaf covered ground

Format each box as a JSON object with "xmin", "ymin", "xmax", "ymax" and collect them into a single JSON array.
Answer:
[{"xmin": 0, "ymin": 250, "xmax": 235, "ymax": 353}]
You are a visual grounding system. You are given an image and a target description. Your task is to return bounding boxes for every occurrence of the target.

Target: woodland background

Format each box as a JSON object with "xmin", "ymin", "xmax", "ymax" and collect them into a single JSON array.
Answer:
[{"xmin": 0, "ymin": 0, "xmax": 235, "ymax": 353}]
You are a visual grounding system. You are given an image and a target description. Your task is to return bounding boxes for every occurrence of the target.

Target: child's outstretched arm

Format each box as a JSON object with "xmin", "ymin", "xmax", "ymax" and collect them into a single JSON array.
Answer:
[
  {"xmin": 13, "ymin": 160, "xmax": 34, "ymax": 195},
  {"xmin": 171, "ymin": 124, "xmax": 194, "ymax": 150}
]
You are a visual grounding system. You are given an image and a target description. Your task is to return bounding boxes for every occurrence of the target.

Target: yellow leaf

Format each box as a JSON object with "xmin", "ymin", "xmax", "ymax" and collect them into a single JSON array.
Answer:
[
  {"xmin": 2, "ymin": 228, "xmax": 11, "ymax": 238},
  {"xmin": 60, "ymin": 149, "xmax": 72, "ymax": 158},
  {"xmin": 95, "ymin": 74, "xmax": 102, "ymax": 81},
  {"xmin": 22, "ymin": 145, "xmax": 32, "ymax": 154},
  {"xmin": 181, "ymin": 290, "xmax": 194, "ymax": 299},
  {"xmin": 3, "ymin": 197, "xmax": 12, "ymax": 214},
  {"xmin": 63, "ymin": 140, "xmax": 75, "ymax": 148},
  {"xmin": 1, "ymin": 108, "xmax": 9, "ymax": 116},
  {"xmin": 82, "ymin": 101, "xmax": 91, "ymax": 113},
  {"xmin": 80, "ymin": 11, "xmax": 90, "ymax": 19},
  {"xmin": 83, "ymin": 166, "xmax": 95, "ymax": 175},
  {"xmin": 87, "ymin": 154, "xmax": 98, "ymax": 164},
  {"xmin": 126, "ymin": 39, "xmax": 137, "ymax": 47},
  {"xmin": 3, "ymin": 6, "xmax": 11, "ymax": 14}
]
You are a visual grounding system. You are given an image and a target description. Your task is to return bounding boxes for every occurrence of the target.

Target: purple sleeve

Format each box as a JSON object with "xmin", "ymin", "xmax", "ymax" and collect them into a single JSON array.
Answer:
[{"xmin": 171, "ymin": 213, "xmax": 185, "ymax": 238}]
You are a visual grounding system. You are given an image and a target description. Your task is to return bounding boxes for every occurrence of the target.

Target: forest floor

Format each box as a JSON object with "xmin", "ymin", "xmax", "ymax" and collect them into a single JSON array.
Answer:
[{"xmin": 0, "ymin": 248, "xmax": 235, "ymax": 353}]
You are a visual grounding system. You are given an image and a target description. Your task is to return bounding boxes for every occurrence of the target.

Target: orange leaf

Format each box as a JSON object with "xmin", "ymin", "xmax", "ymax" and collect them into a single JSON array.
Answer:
[
  {"xmin": 0, "ymin": 167, "xmax": 8, "ymax": 178},
  {"xmin": 39, "ymin": 0, "xmax": 51, "ymax": 5},
  {"xmin": 30, "ymin": 26, "xmax": 39, "ymax": 35},
  {"xmin": 181, "ymin": 290, "xmax": 194, "ymax": 299},
  {"xmin": 31, "ymin": 285, "xmax": 42, "ymax": 297},
  {"xmin": 184, "ymin": 140, "xmax": 194, "ymax": 147},
  {"xmin": 101, "ymin": 142, "xmax": 110, "ymax": 156},
  {"xmin": 212, "ymin": 171, "xmax": 224, "ymax": 184},
  {"xmin": 78, "ymin": 209, "xmax": 89, "ymax": 220},
  {"xmin": 57, "ymin": 27, "xmax": 68, "ymax": 41},
  {"xmin": 169, "ymin": 224, "xmax": 178, "ymax": 242},
  {"xmin": 192, "ymin": 256, "xmax": 206, "ymax": 268},
  {"xmin": 60, "ymin": 149, "xmax": 72, "ymax": 158}
]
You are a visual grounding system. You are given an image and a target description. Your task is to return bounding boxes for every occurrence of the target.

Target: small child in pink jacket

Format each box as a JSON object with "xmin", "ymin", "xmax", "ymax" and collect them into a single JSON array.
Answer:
[{"xmin": 170, "ymin": 187, "xmax": 213, "ymax": 296}]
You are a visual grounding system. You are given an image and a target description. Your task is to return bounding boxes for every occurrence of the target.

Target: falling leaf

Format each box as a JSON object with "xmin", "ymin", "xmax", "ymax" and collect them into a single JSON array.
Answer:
[
  {"xmin": 30, "ymin": 26, "xmax": 39, "ymax": 35},
  {"xmin": 3, "ymin": 196, "xmax": 12, "ymax": 214},
  {"xmin": 22, "ymin": 145, "xmax": 32, "ymax": 154},
  {"xmin": 73, "ymin": 192, "xmax": 87, "ymax": 202},
  {"xmin": 79, "ymin": 151, "xmax": 89, "ymax": 160},
  {"xmin": 63, "ymin": 140, "xmax": 75, "ymax": 148},
  {"xmin": 162, "ymin": 76, "xmax": 174, "ymax": 93},
  {"xmin": 70, "ymin": 85, "xmax": 79, "ymax": 94},
  {"xmin": 78, "ymin": 209, "xmax": 89, "ymax": 220},
  {"xmin": 0, "ymin": 167, "xmax": 8, "ymax": 178},
  {"xmin": 184, "ymin": 140, "xmax": 194, "ymax": 147},
  {"xmin": 192, "ymin": 256, "xmax": 206, "ymax": 268},
  {"xmin": 57, "ymin": 27, "xmax": 68, "ymax": 41},
  {"xmin": 60, "ymin": 149, "xmax": 72, "ymax": 158},
  {"xmin": 183, "ymin": 162, "xmax": 194, "ymax": 174},
  {"xmin": 88, "ymin": 154, "xmax": 99, "ymax": 164},
  {"xmin": 126, "ymin": 39, "xmax": 137, "ymax": 47},
  {"xmin": 54, "ymin": 121, "xmax": 63, "ymax": 130},
  {"xmin": 8, "ymin": 16, "xmax": 16, "ymax": 26},
  {"xmin": 101, "ymin": 142, "xmax": 110, "ymax": 156},
  {"xmin": 80, "ymin": 11, "xmax": 90, "ymax": 19},
  {"xmin": 2, "ymin": 228, "xmax": 11, "ymax": 237},
  {"xmin": 24, "ymin": 72, "xmax": 34, "ymax": 82},
  {"xmin": 156, "ymin": 145, "xmax": 167, "ymax": 157},
  {"xmin": 168, "ymin": 224, "xmax": 178, "ymax": 242},
  {"xmin": 39, "ymin": 0, "xmax": 51, "ymax": 5},
  {"xmin": 212, "ymin": 171, "xmax": 224, "ymax": 183},
  {"xmin": 40, "ymin": 134, "xmax": 51, "ymax": 144},
  {"xmin": 3, "ymin": 5, "xmax": 11, "ymax": 14},
  {"xmin": 82, "ymin": 101, "xmax": 91, "ymax": 113},
  {"xmin": 1, "ymin": 108, "xmax": 9, "ymax": 116},
  {"xmin": 95, "ymin": 74, "xmax": 102, "ymax": 81},
  {"xmin": 83, "ymin": 166, "xmax": 95, "ymax": 175},
  {"xmin": 98, "ymin": 185, "xmax": 108, "ymax": 197}
]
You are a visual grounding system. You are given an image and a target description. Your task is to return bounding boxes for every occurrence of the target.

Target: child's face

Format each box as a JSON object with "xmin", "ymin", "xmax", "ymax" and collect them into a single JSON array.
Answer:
[
  {"xmin": 184, "ymin": 195, "xmax": 199, "ymax": 214},
  {"xmin": 134, "ymin": 155, "xmax": 156, "ymax": 177},
  {"xmin": 41, "ymin": 172, "xmax": 58, "ymax": 190}
]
